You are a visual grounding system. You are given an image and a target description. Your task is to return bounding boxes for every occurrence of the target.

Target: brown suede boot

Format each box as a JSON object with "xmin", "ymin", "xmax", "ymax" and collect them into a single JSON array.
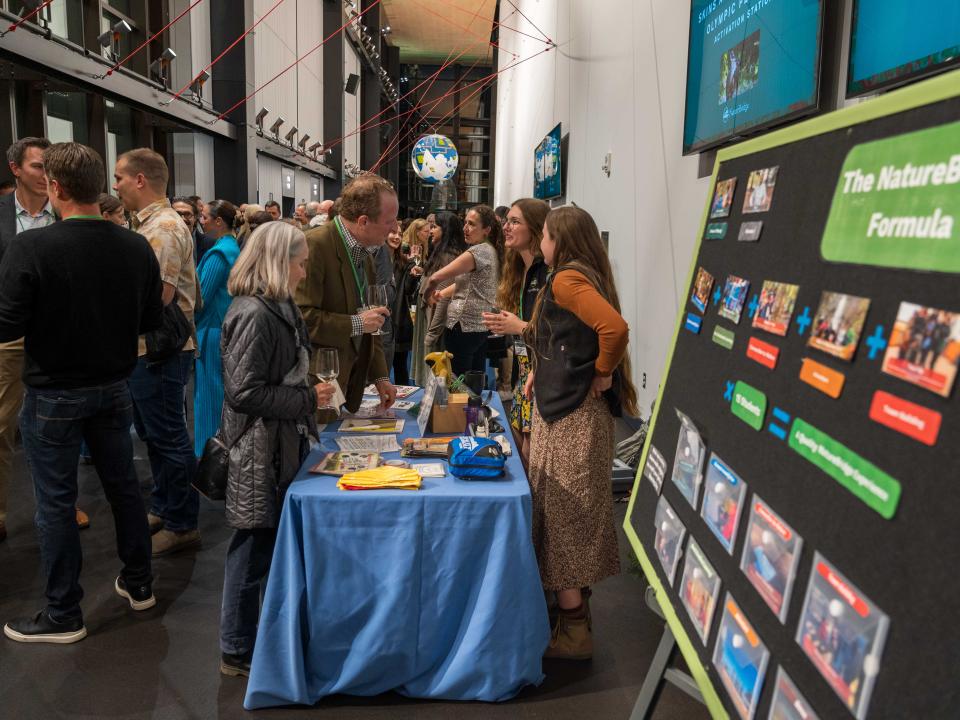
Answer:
[{"xmin": 544, "ymin": 604, "xmax": 593, "ymax": 660}]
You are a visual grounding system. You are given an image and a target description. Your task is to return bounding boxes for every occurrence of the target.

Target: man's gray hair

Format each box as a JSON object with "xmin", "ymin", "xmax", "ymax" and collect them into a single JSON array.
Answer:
[{"xmin": 303, "ymin": 201, "xmax": 321, "ymax": 218}]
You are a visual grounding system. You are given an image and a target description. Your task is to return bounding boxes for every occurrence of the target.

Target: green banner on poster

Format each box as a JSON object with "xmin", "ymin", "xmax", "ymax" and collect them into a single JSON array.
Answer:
[
  {"xmin": 788, "ymin": 418, "xmax": 901, "ymax": 519},
  {"xmin": 820, "ymin": 120, "xmax": 960, "ymax": 273},
  {"xmin": 730, "ymin": 381, "xmax": 766, "ymax": 431}
]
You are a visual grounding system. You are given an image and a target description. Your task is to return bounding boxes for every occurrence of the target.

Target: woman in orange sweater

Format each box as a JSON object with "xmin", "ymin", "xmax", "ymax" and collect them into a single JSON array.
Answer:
[{"xmin": 524, "ymin": 206, "xmax": 638, "ymax": 659}]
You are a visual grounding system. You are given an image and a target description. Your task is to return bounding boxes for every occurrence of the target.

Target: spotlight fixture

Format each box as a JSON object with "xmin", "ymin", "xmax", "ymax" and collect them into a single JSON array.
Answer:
[
  {"xmin": 284, "ymin": 125, "xmax": 298, "ymax": 146},
  {"xmin": 297, "ymin": 133, "xmax": 310, "ymax": 151},
  {"xmin": 307, "ymin": 141, "xmax": 321, "ymax": 154},
  {"xmin": 149, "ymin": 47, "xmax": 177, "ymax": 87},
  {"xmin": 269, "ymin": 116, "xmax": 285, "ymax": 139},
  {"xmin": 97, "ymin": 19, "xmax": 132, "ymax": 60},
  {"xmin": 190, "ymin": 69, "xmax": 211, "ymax": 101},
  {"xmin": 381, "ymin": 25, "xmax": 392, "ymax": 36},
  {"xmin": 254, "ymin": 107, "xmax": 269, "ymax": 134}
]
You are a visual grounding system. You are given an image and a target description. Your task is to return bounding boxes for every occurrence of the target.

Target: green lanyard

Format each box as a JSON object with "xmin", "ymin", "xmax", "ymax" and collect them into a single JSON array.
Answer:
[
  {"xmin": 334, "ymin": 217, "xmax": 367, "ymax": 301},
  {"xmin": 65, "ymin": 215, "xmax": 105, "ymax": 220}
]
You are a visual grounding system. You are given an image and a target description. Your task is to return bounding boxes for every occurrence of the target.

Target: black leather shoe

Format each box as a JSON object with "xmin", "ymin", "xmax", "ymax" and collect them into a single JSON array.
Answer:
[
  {"xmin": 115, "ymin": 576, "xmax": 156, "ymax": 611},
  {"xmin": 220, "ymin": 651, "xmax": 251, "ymax": 677},
  {"xmin": 4, "ymin": 610, "xmax": 86, "ymax": 644}
]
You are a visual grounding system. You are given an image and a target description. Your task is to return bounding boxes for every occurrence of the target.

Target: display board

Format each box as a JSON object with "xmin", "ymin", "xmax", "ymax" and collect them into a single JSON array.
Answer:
[{"xmin": 626, "ymin": 69, "xmax": 960, "ymax": 720}]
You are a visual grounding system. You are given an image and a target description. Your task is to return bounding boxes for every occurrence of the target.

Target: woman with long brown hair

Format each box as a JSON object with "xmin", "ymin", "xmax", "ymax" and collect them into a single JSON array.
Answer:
[
  {"xmin": 523, "ymin": 205, "xmax": 638, "ymax": 660},
  {"xmin": 422, "ymin": 204, "xmax": 504, "ymax": 375},
  {"xmin": 482, "ymin": 198, "xmax": 549, "ymax": 468}
]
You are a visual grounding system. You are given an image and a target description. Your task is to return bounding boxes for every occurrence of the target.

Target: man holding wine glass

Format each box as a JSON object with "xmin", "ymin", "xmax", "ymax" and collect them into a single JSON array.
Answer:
[{"xmin": 295, "ymin": 175, "xmax": 398, "ymax": 415}]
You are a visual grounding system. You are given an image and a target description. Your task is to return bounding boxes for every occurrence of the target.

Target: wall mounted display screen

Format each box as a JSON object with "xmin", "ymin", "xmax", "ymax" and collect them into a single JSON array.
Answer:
[
  {"xmin": 847, "ymin": 0, "xmax": 960, "ymax": 97},
  {"xmin": 533, "ymin": 123, "xmax": 562, "ymax": 200},
  {"xmin": 682, "ymin": 0, "xmax": 824, "ymax": 155}
]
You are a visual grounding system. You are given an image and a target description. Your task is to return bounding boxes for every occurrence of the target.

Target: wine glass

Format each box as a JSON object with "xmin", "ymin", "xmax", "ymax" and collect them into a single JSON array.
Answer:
[
  {"xmin": 365, "ymin": 284, "xmax": 389, "ymax": 336},
  {"xmin": 410, "ymin": 244, "xmax": 422, "ymax": 268},
  {"xmin": 487, "ymin": 306, "xmax": 503, "ymax": 338},
  {"xmin": 315, "ymin": 348, "xmax": 339, "ymax": 409}
]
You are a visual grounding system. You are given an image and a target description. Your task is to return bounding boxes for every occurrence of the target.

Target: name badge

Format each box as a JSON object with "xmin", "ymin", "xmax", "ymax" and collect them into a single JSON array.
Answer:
[{"xmin": 513, "ymin": 340, "xmax": 528, "ymax": 358}]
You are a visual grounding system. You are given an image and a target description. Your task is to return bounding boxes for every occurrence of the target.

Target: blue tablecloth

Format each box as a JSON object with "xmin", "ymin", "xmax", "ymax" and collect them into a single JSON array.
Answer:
[{"xmin": 244, "ymin": 391, "xmax": 550, "ymax": 709}]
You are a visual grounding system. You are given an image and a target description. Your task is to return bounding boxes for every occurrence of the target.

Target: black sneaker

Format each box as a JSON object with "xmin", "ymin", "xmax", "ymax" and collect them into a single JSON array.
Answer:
[
  {"xmin": 115, "ymin": 576, "xmax": 157, "ymax": 611},
  {"xmin": 4, "ymin": 610, "xmax": 87, "ymax": 644},
  {"xmin": 220, "ymin": 651, "xmax": 251, "ymax": 678}
]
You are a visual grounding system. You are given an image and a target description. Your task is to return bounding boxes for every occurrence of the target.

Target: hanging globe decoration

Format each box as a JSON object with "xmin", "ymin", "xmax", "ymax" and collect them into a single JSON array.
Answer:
[{"xmin": 411, "ymin": 134, "xmax": 459, "ymax": 184}]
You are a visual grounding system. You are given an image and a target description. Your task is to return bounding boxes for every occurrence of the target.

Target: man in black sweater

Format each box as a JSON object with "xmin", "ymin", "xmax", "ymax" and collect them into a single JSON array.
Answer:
[{"xmin": 0, "ymin": 143, "xmax": 163, "ymax": 644}]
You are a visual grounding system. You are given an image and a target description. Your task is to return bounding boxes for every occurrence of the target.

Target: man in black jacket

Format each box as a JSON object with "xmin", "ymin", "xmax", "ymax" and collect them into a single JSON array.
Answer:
[
  {"xmin": 0, "ymin": 143, "xmax": 164, "ymax": 644},
  {"xmin": 0, "ymin": 136, "xmax": 52, "ymax": 544}
]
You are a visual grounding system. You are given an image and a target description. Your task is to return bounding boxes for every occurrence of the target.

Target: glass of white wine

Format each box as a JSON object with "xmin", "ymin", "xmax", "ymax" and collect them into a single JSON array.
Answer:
[
  {"xmin": 315, "ymin": 348, "xmax": 339, "ymax": 409},
  {"xmin": 365, "ymin": 284, "xmax": 389, "ymax": 336}
]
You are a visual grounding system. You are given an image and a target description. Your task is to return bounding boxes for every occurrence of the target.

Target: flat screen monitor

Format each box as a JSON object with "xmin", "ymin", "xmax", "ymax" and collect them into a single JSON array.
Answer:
[
  {"xmin": 847, "ymin": 0, "xmax": 960, "ymax": 97},
  {"xmin": 534, "ymin": 123, "xmax": 562, "ymax": 200},
  {"xmin": 683, "ymin": 0, "xmax": 824, "ymax": 155}
]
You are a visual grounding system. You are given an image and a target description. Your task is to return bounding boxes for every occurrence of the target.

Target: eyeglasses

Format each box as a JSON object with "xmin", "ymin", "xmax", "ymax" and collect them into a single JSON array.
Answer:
[{"xmin": 176, "ymin": 211, "xmax": 195, "ymax": 220}]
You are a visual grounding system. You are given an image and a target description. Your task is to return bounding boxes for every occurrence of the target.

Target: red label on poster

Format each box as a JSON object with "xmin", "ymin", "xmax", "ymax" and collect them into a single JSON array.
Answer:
[
  {"xmin": 817, "ymin": 562, "xmax": 869, "ymax": 618},
  {"xmin": 869, "ymin": 391, "xmax": 941, "ymax": 446},
  {"xmin": 746, "ymin": 336, "xmax": 779, "ymax": 369}
]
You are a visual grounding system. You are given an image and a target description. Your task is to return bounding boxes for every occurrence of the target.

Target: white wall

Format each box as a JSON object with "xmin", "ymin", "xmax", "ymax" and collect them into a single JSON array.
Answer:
[
  {"xmin": 253, "ymin": 0, "xmax": 323, "ymax": 153},
  {"xmin": 495, "ymin": 0, "xmax": 710, "ymax": 414},
  {"xmin": 257, "ymin": 153, "xmax": 282, "ymax": 206}
]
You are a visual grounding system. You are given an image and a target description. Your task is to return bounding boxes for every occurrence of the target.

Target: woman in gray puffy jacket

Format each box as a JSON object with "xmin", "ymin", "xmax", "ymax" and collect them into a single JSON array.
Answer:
[{"xmin": 217, "ymin": 221, "xmax": 334, "ymax": 677}]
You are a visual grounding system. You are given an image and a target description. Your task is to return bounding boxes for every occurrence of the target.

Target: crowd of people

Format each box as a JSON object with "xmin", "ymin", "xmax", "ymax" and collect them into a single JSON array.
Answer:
[{"xmin": 0, "ymin": 137, "xmax": 636, "ymax": 672}]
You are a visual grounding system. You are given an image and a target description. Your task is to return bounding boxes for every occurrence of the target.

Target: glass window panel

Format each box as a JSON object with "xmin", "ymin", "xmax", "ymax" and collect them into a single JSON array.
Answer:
[
  {"xmin": 106, "ymin": 100, "xmax": 136, "ymax": 183},
  {"xmin": 45, "ymin": 91, "xmax": 89, "ymax": 145},
  {"xmin": 47, "ymin": 0, "xmax": 84, "ymax": 45}
]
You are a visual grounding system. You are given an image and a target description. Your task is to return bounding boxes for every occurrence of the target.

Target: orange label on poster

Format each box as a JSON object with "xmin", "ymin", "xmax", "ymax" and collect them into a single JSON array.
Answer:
[
  {"xmin": 869, "ymin": 391, "xmax": 941, "ymax": 446},
  {"xmin": 726, "ymin": 598, "xmax": 759, "ymax": 647},
  {"xmin": 799, "ymin": 358, "xmax": 845, "ymax": 399},
  {"xmin": 747, "ymin": 336, "xmax": 780, "ymax": 369}
]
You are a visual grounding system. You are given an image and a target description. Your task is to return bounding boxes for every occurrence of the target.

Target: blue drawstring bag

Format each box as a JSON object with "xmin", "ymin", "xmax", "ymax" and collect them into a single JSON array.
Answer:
[{"xmin": 447, "ymin": 437, "xmax": 506, "ymax": 479}]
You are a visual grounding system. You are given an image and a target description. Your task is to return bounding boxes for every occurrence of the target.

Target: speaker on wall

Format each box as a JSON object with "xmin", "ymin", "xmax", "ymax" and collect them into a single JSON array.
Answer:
[{"xmin": 345, "ymin": 73, "xmax": 360, "ymax": 95}]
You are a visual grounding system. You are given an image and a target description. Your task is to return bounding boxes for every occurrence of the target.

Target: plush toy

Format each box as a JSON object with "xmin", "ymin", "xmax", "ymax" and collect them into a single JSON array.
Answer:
[{"xmin": 424, "ymin": 350, "xmax": 455, "ymax": 385}]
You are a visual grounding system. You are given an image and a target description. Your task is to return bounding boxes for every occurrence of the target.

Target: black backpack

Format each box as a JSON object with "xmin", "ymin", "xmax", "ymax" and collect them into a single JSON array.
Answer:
[{"xmin": 144, "ymin": 301, "xmax": 193, "ymax": 365}]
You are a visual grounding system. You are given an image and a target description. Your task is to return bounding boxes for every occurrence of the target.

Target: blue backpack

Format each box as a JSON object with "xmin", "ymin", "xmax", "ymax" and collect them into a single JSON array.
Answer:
[{"xmin": 447, "ymin": 437, "xmax": 506, "ymax": 479}]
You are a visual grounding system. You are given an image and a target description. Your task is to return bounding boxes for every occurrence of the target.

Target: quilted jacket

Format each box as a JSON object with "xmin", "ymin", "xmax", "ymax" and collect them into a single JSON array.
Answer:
[{"xmin": 220, "ymin": 294, "xmax": 317, "ymax": 529}]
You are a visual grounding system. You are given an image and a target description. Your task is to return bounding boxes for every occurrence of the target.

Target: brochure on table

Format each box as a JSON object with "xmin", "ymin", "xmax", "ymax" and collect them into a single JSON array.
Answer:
[{"xmin": 625, "ymin": 70, "xmax": 960, "ymax": 720}]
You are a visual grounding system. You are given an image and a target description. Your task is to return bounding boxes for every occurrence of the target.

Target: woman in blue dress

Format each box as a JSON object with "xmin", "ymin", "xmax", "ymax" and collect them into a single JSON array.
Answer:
[{"xmin": 194, "ymin": 199, "xmax": 241, "ymax": 456}]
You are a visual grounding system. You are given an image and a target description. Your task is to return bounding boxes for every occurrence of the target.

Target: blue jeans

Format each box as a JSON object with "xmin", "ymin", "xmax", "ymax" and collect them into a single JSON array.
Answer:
[
  {"xmin": 128, "ymin": 352, "xmax": 198, "ymax": 532},
  {"xmin": 20, "ymin": 381, "xmax": 152, "ymax": 622},
  {"xmin": 220, "ymin": 528, "xmax": 276, "ymax": 656}
]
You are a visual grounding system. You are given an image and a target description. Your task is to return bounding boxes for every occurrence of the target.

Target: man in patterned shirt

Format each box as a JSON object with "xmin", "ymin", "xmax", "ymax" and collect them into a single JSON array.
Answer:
[{"xmin": 114, "ymin": 149, "xmax": 200, "ymax": 557}]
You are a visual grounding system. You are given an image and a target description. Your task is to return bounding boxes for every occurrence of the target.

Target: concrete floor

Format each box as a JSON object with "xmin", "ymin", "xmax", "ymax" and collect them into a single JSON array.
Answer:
[{"xmin": 0, "ymin": 432, "xmax": 708, "ymax": 720}]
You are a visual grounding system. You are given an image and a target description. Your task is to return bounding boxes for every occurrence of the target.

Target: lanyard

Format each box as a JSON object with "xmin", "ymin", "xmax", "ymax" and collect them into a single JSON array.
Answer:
[
  {"xmin": 64, "ymin": 215, "xmax": 105, "ymax": 221},
  {"xmin": 334, "ymin": 217, "xmax": 367, "ymax": 301}
]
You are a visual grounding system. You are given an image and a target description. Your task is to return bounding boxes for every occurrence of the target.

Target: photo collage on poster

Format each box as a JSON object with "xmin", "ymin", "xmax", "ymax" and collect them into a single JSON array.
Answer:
[
  {"xmin": 686, "ymin": 169, "xmax": 957, "ymax": 446},
  {"xmin": 655, "ymin": 158, "xmax": 936, "ymax": 719}
]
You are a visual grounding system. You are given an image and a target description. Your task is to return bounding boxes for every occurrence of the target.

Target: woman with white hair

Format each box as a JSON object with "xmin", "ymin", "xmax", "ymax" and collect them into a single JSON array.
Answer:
[{"xmin": 217, "ymin": 221, "xmax": 334, "ymax": 677}]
